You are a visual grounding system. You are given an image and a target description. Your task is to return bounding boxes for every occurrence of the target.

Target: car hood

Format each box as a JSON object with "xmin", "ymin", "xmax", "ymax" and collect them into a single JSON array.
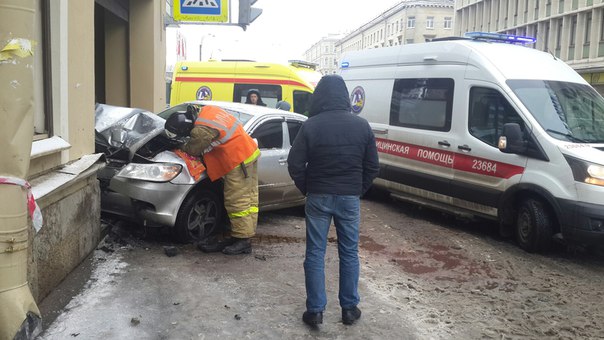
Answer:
[{"xmin": 95, "ymin": 103, "xmax": 167, "ymax": 161}]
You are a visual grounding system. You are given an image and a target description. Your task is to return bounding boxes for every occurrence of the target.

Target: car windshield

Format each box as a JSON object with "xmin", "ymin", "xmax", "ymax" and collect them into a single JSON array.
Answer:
[
  {"xmin": 507, "ymin": 80, "xmax": 604, "ymax": 143},
  {"xmin": 157, "ymin": 103, "xmax": 253, "ymax": 125}
]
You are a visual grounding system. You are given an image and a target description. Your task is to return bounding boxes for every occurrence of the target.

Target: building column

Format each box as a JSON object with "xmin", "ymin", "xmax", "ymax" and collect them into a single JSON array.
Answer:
[
  {"xmin": 0, "ymin": 0, "xmax": 42, "ymax": 338},
  {"xmin": 129, "ymin": 0, "xmax": 167, "ymax": 113}
]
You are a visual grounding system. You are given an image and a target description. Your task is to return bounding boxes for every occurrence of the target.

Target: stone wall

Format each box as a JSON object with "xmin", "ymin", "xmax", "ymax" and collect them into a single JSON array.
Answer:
[{"xmin": 28, "ymin": 174, "xmax": 101, "ymax": 301}]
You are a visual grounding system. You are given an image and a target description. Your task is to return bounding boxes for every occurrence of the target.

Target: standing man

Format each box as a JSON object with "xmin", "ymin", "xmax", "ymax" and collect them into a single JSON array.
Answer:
[
  {"xmin": 165, "ymin": 105, "xmax": 260, "ymax": 255},
  {"xmin": 287, "ymin": 75, "xmax": 379, "ymax": 326}
]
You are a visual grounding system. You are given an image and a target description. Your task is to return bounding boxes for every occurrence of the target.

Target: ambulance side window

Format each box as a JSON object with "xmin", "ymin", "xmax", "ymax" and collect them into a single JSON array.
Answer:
[
  {"xmin": 469, "ymin": 87, "xmax": 525, "ymax": 147},
  {"xmin": 389, "ymin": 78, "xmax": 453, "ymax": 131},
  {"xmin": 234, "ymin": 84, "xmax": 282, "ymax": 108},
  {"xmin": 293, "ymin": 91, "xmax": 312, "ymax": 115},
  {"xmin": 251, "ymin": 120, "xmax": 283, "ymax": 149}
]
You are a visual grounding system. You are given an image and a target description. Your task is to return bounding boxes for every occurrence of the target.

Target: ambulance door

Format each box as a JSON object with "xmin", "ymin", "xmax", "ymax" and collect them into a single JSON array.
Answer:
[
  {"xmin": 248, "ymin": 117, "xmax": 289, "ymax": 207},
  {"xmin": 381, "ymin": 77, "xmax": 456, "ymax": 204},
  {"xmin": 450, "ymin": 85, "xmax": 528, "ymax": 217}
]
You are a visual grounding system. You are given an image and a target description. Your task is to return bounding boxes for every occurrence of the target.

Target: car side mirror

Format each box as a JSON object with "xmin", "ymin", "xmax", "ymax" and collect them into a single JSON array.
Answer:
[{"xmin": 498, "ymin": 123, "xmax": 527, "ymax": 154}]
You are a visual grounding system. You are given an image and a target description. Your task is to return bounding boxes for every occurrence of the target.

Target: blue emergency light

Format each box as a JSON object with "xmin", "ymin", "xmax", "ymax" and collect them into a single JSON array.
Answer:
[
  {"xmin": 341, "ymin": 61, "xmax": 350, "ymax": 68},
  {"xmin": 465, "ymin": 32, "xmax": 536, "ymax": 44}
]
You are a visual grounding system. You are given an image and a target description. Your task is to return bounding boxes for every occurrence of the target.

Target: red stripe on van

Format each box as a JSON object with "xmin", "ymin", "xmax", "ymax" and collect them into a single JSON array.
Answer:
[
  {"xmin": 174, "ymin": 77, "xmax": 309, "ymax": 88},
  {"xmin": 375, "ymin": 138, "xmax": 524, "ymax": 179}
]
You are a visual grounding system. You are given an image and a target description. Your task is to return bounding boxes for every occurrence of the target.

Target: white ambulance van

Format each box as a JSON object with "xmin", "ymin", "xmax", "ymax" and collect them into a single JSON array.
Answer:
[{"xmin": 340, "ymin": 32, "xmax": 604, "ymax": 252}]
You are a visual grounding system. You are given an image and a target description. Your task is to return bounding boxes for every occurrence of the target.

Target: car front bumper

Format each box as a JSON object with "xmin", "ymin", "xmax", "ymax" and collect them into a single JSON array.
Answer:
[{"xmin": 101, "ymin": 175, "xmax": 194, "ymax": 227}]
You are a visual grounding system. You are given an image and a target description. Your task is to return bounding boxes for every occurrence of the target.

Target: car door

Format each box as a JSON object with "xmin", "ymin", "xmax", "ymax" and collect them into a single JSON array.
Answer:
[
  {"xmin": 450, "ymin": 84, "xmax": 528, "ymax": 217},
  {"xmin": 282, "ymin": 118, "xmax": 306, "ymax": 203},
  {"xmin": 249, "ymin": 117, "xmax": 289, "ymax": 208}
]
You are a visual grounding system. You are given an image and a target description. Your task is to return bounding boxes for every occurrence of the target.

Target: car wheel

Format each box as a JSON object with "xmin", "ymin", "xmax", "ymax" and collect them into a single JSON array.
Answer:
[
  {"xmin": 174, "ymin": 189, "xmax": 224, "ymax": 243},
  {"xmin": 515, "ymin": 198, "xmax": 553, "ymax": 253}
]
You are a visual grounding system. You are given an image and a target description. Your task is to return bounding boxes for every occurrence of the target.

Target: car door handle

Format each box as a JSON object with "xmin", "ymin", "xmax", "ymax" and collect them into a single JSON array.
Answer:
[
  {"xmin": 372, "ymin": 128, "xmax": 388, "ymax": 135},
  {"xmin": 279, "ymin": 158, "xmax": 287, "ymax": 165},
  {"xmin": 458, "ymin": 144, "xmax": 472, "ymax": 152},
  {"xmin": 438, "ymin": 140, "xmax": 451, "ymax": 147}
]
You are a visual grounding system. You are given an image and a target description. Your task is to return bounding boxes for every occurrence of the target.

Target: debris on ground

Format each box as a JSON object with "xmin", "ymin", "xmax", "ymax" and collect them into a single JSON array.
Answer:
[
  {"xmin": 163, "ymin": 246, "xmax": 179, "ymax": 257},
  {"xmin": 130, "ymin": 317, "xmax": 140, "ymax": 326}
]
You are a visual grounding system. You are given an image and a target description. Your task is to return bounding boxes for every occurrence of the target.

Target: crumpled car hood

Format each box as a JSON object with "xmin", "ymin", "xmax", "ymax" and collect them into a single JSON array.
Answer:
[{"xmin": 95, "ymin": 103, "xmax": 166, "ymax": 161}]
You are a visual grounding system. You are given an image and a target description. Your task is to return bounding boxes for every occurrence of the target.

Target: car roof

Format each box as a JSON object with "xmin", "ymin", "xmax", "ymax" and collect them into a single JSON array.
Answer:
[{"xmin": 180, "ymin": 100, "xmax": 308, "ymax": 120}]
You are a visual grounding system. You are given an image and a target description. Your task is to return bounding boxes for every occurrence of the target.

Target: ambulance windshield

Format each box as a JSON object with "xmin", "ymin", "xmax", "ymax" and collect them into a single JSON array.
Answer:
[{"xmin": 508, "ymin": 80, "xmax": 604, "ymax": 143}]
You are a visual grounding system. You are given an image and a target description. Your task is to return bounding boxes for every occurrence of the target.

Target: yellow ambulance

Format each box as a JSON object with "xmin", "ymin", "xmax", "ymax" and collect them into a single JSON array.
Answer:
[{"xmin": 169, "ymin": 60, "xmax": 322, "ymax": 114}]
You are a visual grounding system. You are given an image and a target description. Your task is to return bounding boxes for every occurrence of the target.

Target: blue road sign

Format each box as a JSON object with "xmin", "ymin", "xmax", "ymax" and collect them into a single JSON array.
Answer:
[{"xmin": 173, "ymin": 0, "xmax": 229, "ymax": 23}]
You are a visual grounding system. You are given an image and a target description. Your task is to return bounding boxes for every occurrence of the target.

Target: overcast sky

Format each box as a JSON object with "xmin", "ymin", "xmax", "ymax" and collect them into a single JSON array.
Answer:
[{"xmin": 166, "ymin": 0, "xmax": 402, "ymax": 67}]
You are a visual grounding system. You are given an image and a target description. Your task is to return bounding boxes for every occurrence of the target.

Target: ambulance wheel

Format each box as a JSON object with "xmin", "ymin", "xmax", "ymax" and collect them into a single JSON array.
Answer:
[
  {"xmin": 515, "ymin": 198, "xmax": 552, "ymax": 253},
  {"xmin": 174, "ymin": 189, "xmax": 224, "ymax": 243}
]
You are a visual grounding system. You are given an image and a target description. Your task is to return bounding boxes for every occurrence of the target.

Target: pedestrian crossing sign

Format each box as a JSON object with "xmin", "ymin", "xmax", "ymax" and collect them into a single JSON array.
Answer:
[{"xmin": 173, "ymin": 0, "xmax": 229, "ymax": 23}]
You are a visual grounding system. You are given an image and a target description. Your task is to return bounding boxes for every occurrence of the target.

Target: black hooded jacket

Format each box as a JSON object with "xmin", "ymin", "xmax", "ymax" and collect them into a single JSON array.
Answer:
[
  {"xmin": 287, "ymin": 75, "xmax": 379, "ymax": 196},
  {"xmin": 244, "ymin": 89, "xmax": 267, "ymax": 106}
]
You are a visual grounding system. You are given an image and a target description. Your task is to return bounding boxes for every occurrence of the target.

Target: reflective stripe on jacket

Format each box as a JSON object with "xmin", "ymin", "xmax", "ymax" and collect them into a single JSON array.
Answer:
[{"xmin": 195, "ymin": 105, "xmax": 259, "ymax": 181}]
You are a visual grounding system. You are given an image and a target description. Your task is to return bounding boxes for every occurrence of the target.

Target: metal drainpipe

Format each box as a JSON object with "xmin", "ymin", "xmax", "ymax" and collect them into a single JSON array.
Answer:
[{"xmin": 0, "ymin": 0, "xmax": 42, "ymax": 339}]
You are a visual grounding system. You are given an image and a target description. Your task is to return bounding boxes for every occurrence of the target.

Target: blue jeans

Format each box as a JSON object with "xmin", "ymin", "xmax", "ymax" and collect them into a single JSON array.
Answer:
[{"xmin": 304, "ymin": 194, "xmax": 360, "ymax": 312}]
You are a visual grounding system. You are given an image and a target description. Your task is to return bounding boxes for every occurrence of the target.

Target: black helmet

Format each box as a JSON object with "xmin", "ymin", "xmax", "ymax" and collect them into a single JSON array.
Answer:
[{"xmin": 165, "ymin": 109, "xmax": 195, "ymax": 138}]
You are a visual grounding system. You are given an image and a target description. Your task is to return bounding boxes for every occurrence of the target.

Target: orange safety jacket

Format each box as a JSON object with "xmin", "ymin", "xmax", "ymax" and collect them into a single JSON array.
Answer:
[
  {"xmin": 195, "ymin": 105, "xmax": 260, "ymax": 181},
  {"xmin": 173, "ymin": 149, "xmax": 206, "ymax": 181}
]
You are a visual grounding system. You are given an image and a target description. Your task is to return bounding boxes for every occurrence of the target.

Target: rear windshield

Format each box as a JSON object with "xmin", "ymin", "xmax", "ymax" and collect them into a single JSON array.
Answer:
[{"xmin": 508, "ymin": 80, "xmax": 604, "ymax": 143}]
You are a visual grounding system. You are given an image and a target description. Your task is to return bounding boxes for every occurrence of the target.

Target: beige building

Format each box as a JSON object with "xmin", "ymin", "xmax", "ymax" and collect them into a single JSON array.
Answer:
[
  {"xmin": 455, "ymin": 0, "xmax": 604, "ymax": 93},
  {"xmin": 335, "ymin": 0, "xmax": 456, "ymax": 56},
  {"xmin": 1, "ymin": 0, "xmax": 166, "ymax": 314},
  {"xmin": 303, "ymin": 34, "xmax": 343, "ymax": 75}
]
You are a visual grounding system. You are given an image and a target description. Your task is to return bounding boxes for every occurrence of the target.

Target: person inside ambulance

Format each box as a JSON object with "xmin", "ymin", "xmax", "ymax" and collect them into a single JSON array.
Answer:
[
  {"xmin": 245, "ymin": 89, "xmax": 267, "ymax": 106},
  {"xmin": 164, "ymin": 104, "xmax": 261, "ymax": 255}
]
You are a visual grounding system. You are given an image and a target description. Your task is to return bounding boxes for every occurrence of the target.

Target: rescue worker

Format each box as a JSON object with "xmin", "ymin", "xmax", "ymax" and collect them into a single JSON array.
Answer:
[
  {"xmin": 245, "ymin": 89, "xmax": 267, "ymax": 106},
  {"xmin": 164, "ymin": 105, "xmax": 260, "ymax": 255}
]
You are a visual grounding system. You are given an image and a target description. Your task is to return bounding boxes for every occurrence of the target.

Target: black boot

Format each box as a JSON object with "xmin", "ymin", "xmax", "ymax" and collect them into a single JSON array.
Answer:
[
  {"xmin": 342, "ymin": 306, "xmax": 362, "ymax": 325},
  {"xmin": 222, "ymin": 238, "xmax": 251, "ymax": 255},
  {"xmin": 302, "ymin": 311, "xmax": 323, "ymax": 326},
  {"xmin": 197, "ymin": 237, "xmax": 235, "ymax": 253}
]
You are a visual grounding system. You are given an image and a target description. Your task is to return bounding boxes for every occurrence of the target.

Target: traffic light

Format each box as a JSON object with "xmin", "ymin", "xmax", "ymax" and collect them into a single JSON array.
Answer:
[{"xmin": 238, "ymin": 0, "xmax": 262, "ymax": 30}]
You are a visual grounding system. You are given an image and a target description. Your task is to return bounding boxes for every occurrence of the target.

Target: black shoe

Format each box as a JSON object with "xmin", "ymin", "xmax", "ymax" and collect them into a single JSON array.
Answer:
[
  {"xmin": 222, "ymin": 238, "xmax": 252, "ymax": 255},
  {"xmin": 342, "ymin": 306, "xmax": 361, "ymax": 325},
  {"xmin": 302, "ymin": 311, "xmax": 323, "ymax": 326},
  {"xmin": 197, "ymin": 237, "xmax": 235, "ymax": 253}
]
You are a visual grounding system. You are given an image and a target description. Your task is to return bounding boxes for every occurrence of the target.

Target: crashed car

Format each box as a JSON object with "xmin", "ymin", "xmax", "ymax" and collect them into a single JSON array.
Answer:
[{"xmin": 95, "ymin": 101, "xmax": 307, "ymax": 242}]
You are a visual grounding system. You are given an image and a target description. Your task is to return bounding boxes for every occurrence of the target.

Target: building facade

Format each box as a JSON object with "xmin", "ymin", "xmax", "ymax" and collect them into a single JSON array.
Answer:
[
  {"xmin": 303, "ymin": 34, "xmax": 343, "ymax": 75},
  {"xmin": 1, "ymin": 0, "xmax": 167, "ymax": 306},
  {"xmin": 336, "ymin": 0, "xmax": 456, "ymax": 55},
  {"xmin": 455, "ymin": 0, "xmax": 604, "ymax": 93}
]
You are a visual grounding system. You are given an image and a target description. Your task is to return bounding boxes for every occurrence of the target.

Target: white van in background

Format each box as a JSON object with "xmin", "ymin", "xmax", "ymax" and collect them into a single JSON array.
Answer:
[{"xmin": 340, "ymin": 32, "xmax": 604, "ymax": 253}]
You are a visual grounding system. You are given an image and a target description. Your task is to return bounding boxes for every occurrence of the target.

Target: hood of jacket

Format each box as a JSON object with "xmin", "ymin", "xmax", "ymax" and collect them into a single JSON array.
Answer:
[
  {"xmin": 245, "ymin": 89, "xmax": 266, "ymax": 105},
  {"xmin": 308, "ymin": 75, "xmax": 351, "ymax": 117}
]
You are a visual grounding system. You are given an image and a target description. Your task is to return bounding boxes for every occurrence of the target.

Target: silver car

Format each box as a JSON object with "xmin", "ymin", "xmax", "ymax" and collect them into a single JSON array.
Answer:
[{"xmin": 95, "ymin": 101, "xmax": 307, "ymax": 242}]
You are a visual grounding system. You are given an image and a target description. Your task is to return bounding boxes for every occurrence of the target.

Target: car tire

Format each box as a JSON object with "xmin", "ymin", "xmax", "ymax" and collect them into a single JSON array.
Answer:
[
  {"xmin": 515, "ymin": 198, "xmax": 553, "ymax": 253},
  {"xmin": 174, "ymin": 189, "xmax": 224, "ymax": 243}
]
